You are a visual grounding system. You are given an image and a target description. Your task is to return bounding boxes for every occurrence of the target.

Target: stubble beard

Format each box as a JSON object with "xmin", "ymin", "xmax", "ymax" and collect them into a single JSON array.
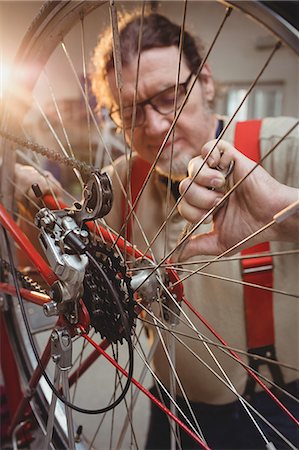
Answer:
[{"xmin": 156, "ymin": 152, "xmax": 191, "ymax": 181}]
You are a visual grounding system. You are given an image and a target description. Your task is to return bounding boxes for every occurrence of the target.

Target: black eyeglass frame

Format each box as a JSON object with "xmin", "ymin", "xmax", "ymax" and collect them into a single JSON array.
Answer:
[{"xmin": 110, "ymin": 72, "xmax": 193, "ymax": 130}]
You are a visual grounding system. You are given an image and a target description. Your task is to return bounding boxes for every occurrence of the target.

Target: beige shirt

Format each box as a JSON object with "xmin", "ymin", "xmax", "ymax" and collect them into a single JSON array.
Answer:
[{"xmin": 104, "ymin": 117, "xmax": 299, "ymax": 404}]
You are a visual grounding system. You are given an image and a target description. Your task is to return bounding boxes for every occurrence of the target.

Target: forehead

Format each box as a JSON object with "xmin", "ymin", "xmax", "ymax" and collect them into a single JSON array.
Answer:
[{"xmin": 107, "ymin": 46, "xmax": 189, "ymax": 103}]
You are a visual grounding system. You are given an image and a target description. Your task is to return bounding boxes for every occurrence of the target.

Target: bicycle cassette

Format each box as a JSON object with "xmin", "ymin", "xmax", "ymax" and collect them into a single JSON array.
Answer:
[{"xmin": 83, "ymin": 242, "xmax": 137, "ymax": 344}]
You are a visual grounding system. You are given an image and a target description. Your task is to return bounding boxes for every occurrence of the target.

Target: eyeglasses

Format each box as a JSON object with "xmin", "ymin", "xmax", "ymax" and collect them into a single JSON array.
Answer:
[{"xmin": 110, "ymin": 73, "xmax": 193, "ymax": 130}]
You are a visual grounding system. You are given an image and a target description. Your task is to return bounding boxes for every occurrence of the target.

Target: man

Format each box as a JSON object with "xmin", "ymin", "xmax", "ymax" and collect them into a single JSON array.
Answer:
[{"xmin": 91, "ymin": 11, "xmax": 298, "ymax": 449}]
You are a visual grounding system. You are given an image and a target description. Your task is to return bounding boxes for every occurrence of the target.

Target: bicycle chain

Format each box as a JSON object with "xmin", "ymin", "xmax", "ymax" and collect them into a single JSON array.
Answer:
[
  {"xmin": 0, "ymin": 131, "xmax": 138, "ymax": 342},
  {"xmin": 83, "ymin": 242, "xmax": 137, "ymax": 344},
  {"xmin": 0, "ymin": 256, "xmax": 47, "ymax": 294},
  {"xmin": 0, "ymin": 129, "xmax": 94, "ymax": 175}
]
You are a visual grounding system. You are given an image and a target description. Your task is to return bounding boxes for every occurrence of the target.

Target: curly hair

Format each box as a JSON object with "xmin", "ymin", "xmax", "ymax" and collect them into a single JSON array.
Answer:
[{"xmin": 91, "ymin": 10, "xmax": 205, "ymax": 112}]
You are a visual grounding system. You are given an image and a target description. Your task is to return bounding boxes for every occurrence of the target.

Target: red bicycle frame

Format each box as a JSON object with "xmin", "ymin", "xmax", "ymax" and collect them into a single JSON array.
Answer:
[{"xmin": 0, "ymin": 198, "xmax": 297, "ymax": 449}]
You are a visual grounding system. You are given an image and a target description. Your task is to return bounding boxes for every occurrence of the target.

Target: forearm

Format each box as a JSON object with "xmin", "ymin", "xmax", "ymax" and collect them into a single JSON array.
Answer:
[{"xmin": 270, "ymin": 186, "xmax": 299, "ymax": 243}]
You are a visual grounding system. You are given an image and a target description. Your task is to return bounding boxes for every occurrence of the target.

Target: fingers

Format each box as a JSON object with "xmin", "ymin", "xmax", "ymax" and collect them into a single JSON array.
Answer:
[
  {"xmin": 178, "ymin": 140, "xmax": 237, "ymax": 224},
  {"xmin": 14, "ymin": 164, "xmax": 63, "ymax": 201},
  {"xmin": 37, "ymin": 170, "xmax": 63, "ymax": 197},
  {"xmin": 178, "ymin": 232, "xmax": 220, "ymax": 260},
  {"xmin": 178, "ymin": 178, "xmax": 222, "ymax": 223},
  {"xmin": 187, "ymin": 157, "xmax": 226, "ymax": 190},
  {"xmin": 27, "ymin": 170, "xmax": 62, "ymax": 198},
  {"xmin": 201, "ymin": 139, "xmax": 236, "ymax": 169},
  {"xmin": 187, "ymin": 139, "xmax": 237, "ymax": 190}
]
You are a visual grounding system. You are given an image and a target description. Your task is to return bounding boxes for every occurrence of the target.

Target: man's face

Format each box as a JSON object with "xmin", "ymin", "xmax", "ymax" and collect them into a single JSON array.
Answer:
[{"xmin": 108, "ymin": 46, "xmax": 217, "ymax": 179}]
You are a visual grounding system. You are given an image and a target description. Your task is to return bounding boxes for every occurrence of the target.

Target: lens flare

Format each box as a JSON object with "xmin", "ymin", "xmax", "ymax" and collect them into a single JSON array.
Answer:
[{"xmin": 0, "ymin": 53, "xmax": 11, "ymax": 99}]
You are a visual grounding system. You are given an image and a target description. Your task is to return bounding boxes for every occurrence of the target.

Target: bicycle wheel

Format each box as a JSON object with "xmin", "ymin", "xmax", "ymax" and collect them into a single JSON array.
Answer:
[{"xmin": 0, "ymin": 1, "xmax": 298, "ymax": 449}]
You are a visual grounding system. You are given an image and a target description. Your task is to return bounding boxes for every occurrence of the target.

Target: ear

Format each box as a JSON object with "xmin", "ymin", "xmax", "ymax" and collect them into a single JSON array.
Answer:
[{"xmin": 200, "ymin": 63, "xmax": 215, "ymax": 103}]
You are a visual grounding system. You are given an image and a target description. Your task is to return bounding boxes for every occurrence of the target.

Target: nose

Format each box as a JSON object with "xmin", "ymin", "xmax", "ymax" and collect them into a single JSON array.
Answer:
[{"xmin": 143, "ymin": 104, "xmax": 170, "ymax": 136}]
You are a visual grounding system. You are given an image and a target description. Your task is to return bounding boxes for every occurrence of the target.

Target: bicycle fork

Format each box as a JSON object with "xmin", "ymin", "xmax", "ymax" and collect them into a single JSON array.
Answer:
[{"xmin": 45, "ymin": 327, "xmax": 75, "ymax": 450}]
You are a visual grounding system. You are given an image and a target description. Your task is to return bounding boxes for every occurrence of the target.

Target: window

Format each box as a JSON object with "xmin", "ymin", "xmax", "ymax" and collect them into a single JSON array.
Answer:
[{"xmin": 218, "ymin": 81, "xmax": 284, "ymax": 121}]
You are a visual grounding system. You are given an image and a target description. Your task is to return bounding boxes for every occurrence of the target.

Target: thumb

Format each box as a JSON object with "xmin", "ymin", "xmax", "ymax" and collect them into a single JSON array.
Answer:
[{"xmin": 178, "ymin": 232, "xmax": 220, "ymax": 261}]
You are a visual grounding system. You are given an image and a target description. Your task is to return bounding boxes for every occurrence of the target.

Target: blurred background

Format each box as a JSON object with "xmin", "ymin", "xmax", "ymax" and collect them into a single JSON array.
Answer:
[{"xmin": 1, "ymin": 1, "xmax": 298, "ymax": 185}]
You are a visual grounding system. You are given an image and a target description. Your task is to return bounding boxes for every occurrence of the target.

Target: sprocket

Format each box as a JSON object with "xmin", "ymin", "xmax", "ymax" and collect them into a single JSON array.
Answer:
[{"xmin": 83, "ymin": 242, "xmax": 137, "ymax": 344}]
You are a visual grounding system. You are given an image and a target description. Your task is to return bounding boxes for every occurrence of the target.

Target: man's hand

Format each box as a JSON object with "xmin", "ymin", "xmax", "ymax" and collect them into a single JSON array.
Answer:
[
  {"xmin": 14, "ymin": 163, "xmax": 63, "ymax": 202},
  {"xmin": 178, "ymin": 140, "xmax": 298, "ymax": 259}
]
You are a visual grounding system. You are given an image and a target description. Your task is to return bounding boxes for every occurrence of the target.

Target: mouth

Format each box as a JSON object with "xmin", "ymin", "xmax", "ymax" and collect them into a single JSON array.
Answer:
[
  {"xmin": 163, "ymin": 140, "xmax": 177, "ymax": 150},
  {"xmin": 149, "ymin": 138, "xmax": 181, "ymax": 155}
]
